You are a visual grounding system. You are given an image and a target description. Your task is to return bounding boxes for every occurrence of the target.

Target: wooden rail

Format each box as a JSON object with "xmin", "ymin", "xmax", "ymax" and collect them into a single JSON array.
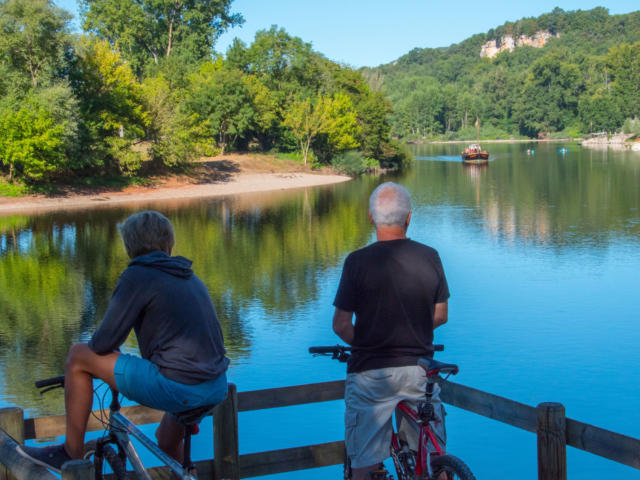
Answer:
[{"xmin": 1, "ymin": 378, "xmax": 639, "ymax": 479}]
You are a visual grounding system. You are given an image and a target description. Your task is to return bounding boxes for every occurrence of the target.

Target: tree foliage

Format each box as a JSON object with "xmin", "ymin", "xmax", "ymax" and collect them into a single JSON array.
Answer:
[
  {"xmin": 0, "ymin": 0, "xmax": 406, "ymax": 185},
  {"xmin": 80, "ymin": 0, "xmax": 242, "ymax": 74},
  {"xmin": 70, "ymin": 38, "xmax": 150, "ymax": 174},
  {"xmin": 0, "ymin": 95, "xmax": 70, "ymax": 181},
  {"xmin": 0, "ymin": 0, "xmax": 72, "ymax": 87},
  {"xmin": 369, "ymin": 7, "xmax": 640, "ymax": 139}
]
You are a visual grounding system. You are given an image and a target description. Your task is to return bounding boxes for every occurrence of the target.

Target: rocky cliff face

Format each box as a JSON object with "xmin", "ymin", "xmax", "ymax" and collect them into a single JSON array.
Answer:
[{"xmin": 480, "ymin": 31, "xmax": 557, "ymax": 58}]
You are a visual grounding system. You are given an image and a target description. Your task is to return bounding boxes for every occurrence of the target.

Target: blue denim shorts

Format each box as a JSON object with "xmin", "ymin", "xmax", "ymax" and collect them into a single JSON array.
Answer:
[{"xmin": 114, "ymin": 354, "xmax": 227, "ymax": 415}]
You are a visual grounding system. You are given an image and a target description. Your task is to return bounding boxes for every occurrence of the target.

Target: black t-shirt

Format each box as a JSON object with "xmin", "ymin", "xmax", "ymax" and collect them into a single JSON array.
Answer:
[{"xmin": 333, "ymin": 238, "xmax": 450, "ymax": 373}]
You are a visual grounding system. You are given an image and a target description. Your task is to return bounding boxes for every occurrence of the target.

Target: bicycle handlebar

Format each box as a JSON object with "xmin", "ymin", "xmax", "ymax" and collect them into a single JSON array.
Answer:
[
  {"xmin": 309, "ymin": 344, "xmax": 444, "ymax": 354},
  {"xmin": 308, "ymin": 345, "xmax": 350, "ymax": 355},
  {"xmin": 309, "ymin": 344, "xmax": 444, "ymax": 363}
]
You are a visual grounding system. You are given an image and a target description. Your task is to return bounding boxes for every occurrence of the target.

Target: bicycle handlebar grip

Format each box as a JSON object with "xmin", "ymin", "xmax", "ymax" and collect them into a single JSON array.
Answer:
[{"xmin": 35, "ymin": 375, "xmax": 65, "ymax": 388}]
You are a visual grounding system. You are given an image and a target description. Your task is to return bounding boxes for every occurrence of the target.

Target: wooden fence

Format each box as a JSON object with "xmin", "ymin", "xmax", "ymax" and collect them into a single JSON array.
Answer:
[{"xmin": 1, "ymin": 378, "xmax": 639, "ymax": 479}]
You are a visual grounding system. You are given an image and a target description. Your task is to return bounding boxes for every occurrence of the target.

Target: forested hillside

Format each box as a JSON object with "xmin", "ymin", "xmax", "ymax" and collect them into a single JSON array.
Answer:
[
  {"xmin": 363, "ymin": 7, "xmax": 640, "ymax": 140},
  {"xmin": 0, "ymin": 0, "xmax": 405, "ymax": 187}
]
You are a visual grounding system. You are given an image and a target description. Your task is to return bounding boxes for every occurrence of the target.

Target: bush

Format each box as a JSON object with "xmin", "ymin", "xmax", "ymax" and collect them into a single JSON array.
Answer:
[
  {"xmin": 0, "ymin": 95, "xmax": 72, "ymax": 182},
  {"xmin": 0, "ymin": 180, "xmax": 26, "ymax": 197},
  {"xmin": 381, "ymin": 140, "xmax": 413, "ymax": 170},
  {"xmin": 451, "ymin": 125, "xmax": 515, "ymax": 140},
  {"xmin": 622, "ymin": 118, "xmax": 640, "ymax": 135},
  {"xmin": 331, "ymin": 151, "xmax": 369, "ymax": 176}
]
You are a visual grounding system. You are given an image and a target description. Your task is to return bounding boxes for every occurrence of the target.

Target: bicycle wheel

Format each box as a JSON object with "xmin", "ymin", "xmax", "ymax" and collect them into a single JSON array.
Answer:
[
  {"xmin": 430, "ymin": 454, "xmax": 475, "ymax": 480},
  {"xmin": 83, "ymin": 439, "xmax": 128, "ymax": 480}
]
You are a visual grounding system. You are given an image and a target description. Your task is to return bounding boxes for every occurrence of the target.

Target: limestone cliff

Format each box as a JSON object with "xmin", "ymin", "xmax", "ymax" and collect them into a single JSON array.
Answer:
[{"xmin": 480, "ymin": 31, "xmax": 558, "ymax": 58}]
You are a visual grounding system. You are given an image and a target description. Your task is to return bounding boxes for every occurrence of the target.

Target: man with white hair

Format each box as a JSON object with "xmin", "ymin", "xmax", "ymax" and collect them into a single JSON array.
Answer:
[{"xmin": 332, "ymin": 182, "xmax": 450, "ymax": 479}]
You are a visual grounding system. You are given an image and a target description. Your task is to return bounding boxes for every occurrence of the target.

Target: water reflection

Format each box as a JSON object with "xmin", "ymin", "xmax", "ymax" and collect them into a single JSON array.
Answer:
[
  {"xmin": 1, "ymin": 143, "xmax": 639, "ymax": 427},
  {"xmin": 0, "ymin": 180, "xmax": 377, "ymax": 414},
  {"xmin": 410, "ymin": 142, "xmax": 640, "ymax": 249}
]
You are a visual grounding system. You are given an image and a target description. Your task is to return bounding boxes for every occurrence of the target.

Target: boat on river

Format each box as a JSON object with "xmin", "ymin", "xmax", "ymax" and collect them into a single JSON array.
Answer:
[{"xmin": 461, "ymin": 144, "xmax": 489, "ymax": 164}]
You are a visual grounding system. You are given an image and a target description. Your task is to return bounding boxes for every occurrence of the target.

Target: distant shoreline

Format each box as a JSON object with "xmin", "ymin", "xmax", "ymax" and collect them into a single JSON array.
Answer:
[{"xmin": 419, "ymin": 138, "xmax": 580, "ymax": 144}]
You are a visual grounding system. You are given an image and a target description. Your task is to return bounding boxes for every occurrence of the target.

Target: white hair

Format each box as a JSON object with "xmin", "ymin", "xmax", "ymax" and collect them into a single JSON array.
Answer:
[{"xmin": 369, "ymin": 182, "xmax": 411, "ymax": 227}]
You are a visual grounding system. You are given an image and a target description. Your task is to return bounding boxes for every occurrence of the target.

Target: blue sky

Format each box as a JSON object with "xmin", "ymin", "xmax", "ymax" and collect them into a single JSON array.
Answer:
[{"xmin": 55, "ymin": 0, "xmax": 639, "ymax": 67}]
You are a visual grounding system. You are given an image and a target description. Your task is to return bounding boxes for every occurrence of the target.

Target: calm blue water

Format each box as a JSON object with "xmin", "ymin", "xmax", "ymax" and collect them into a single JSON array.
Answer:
[{"xmin": 1, "ymin": 142, "xmax": 639, "ymax": 478}]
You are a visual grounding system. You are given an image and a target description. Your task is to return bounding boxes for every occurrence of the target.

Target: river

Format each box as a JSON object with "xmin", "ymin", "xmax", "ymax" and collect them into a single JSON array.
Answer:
[{"xmin": 1, "ymin": 142, "xmax": 639, "ymax": 478}]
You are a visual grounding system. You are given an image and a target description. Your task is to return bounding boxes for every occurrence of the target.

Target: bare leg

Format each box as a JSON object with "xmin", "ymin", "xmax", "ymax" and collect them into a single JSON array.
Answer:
[
  {"xmin": 155, "ymin": 413, "xmax": 185, "ymax": 463},
  {"xmin": 63, "ymin": 343, "xmax": 119, "ymax": 458}
]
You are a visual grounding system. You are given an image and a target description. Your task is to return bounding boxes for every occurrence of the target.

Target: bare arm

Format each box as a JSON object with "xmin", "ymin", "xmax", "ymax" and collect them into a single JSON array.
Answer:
[
  {"xmin": 434, "ymin": 301, "xmax": 448, "ymax": 329},
  {"xmin": 332, "ymin": 308, "xmax": 354, "ymax": 345}
]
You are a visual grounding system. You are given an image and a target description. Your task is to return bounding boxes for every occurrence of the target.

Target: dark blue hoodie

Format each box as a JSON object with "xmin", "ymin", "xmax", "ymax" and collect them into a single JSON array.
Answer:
[{"xmin": 89, "ymin": 251, "xmax": 229, "ymax": 384}]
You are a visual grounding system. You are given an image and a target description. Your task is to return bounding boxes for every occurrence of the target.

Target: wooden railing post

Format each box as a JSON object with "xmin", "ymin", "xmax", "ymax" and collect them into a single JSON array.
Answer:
[
  {"xmin": 537, "ymin": 402, "xmax": 567, "ymax": 480},
  {"xmin": 61, "ymin": 460, "xmax": 94, "ymax": 480},
  {"xmin": 214, "ymin": 383, "xmax": 239, "ymax": 480},
  {"xmin": 0, "ymin": 407, "xmax": 24, "ymax": 480}
]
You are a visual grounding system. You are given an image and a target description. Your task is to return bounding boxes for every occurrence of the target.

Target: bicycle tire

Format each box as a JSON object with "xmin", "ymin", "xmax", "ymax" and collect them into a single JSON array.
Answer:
[
  {"xmin": 83, "ymin": 440, "xmax": 128, "ymax": 480},
  {"xmin": 430, "ymin": 454, "xmax": 476, "ymax": 480}
]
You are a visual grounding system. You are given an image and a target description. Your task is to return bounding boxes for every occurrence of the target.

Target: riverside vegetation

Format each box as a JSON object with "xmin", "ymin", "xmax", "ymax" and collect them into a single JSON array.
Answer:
[
  {"xmin": 0, "ymin": 0, "xmax": 409, "ymax": 191},
  {"xmin": 2, "ymin": 4, "xmax": 640, "ymax": 193},
  {"xmin": 363, "ymin": 7, "xmax": 640, "ymax": 141}
]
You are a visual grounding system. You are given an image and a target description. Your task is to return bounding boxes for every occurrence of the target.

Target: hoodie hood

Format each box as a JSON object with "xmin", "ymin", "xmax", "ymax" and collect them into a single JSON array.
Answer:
[{"xmin": 129, "ymin": 251, "xmax": 193, "ymax": 278}]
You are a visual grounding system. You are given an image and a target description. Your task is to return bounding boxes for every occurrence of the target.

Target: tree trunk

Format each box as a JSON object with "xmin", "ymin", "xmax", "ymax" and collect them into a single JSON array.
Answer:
[
  {"xmin": 167, "ymin": 20, "xmax": 174, "ymax": 57},
  {"xmin": 302, "ymin": 137, "xmax": 312, "ymax": 167}
]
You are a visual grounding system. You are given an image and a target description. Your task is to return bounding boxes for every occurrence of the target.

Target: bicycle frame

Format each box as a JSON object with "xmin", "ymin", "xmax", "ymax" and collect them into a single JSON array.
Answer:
[
  {"xmin": 105, "ymin": 389, "xmax": 197, "ymax": 480},
  {"xmin": 109, "ymin": 410, "xmax": 195, "ymax": 480},
  {"xmin": 392, "ymin": 401, "xmax": 444, "ymax": 478},
  {"xmin": 34, "ymin": 376, "xmax": 197, "ymax": 480}
]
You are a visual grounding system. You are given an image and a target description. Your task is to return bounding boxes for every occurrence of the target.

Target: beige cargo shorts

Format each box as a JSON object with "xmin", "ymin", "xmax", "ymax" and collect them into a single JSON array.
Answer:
[{"xmin": 344, "ymin": 365, "xmax": 446, "ymax": 468}]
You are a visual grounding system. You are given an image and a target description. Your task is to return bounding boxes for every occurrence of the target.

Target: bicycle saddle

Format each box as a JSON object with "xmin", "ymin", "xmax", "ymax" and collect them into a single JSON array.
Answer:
[
  {"xmin": 418, "ymin": 357, "xmax": 459, "ymax": 376},
  {"xmin": 173, "ymin": 404, "xmax": 216, "ymax": 426}
]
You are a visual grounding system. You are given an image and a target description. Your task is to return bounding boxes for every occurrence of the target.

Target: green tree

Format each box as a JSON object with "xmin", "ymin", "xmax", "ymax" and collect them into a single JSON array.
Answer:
[
  {"xmin": 80, "ymin": 0, "xmax": 242, "ymax": 74},
  {"xmin": 186, "ymin": 63, "xmax": 258, "ymax": 154},
  {"xmin": 513, "ymin": 52, "xmax": 583, "ymax": 136},
  {"xmin": 607, "ymin": 42, "xmax": 640, "ymax": 121},
  {"xmin": 578, "ymin": 89, "xmax": 623, "ymax": 133},
  {"xmin": 69, "ymin": 38, "xmax": 149, "ymax": 174},
  {"xmin": 226, "ymin": 26, "xmax": 320, "ymax": 93},
  {"xmin": 324, "ymin": 93, "xmax": 361, "ymax": 153},
  {"xmin": 282, "ymin": 96, "xmax": 330, "ymax": 166},
  {"xmin": 0, "ymin": 0, "xmax": 72, "ymax": 87},
  {"xmin": 0, "ymin": 95, "xmax": 70, "ymax": 181}
]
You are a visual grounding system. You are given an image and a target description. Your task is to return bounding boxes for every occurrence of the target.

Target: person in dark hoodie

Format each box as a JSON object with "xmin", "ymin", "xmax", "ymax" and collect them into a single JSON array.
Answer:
[{"xmin": 18, "ymin": 210, "xmax": 229, "ymax": 472}]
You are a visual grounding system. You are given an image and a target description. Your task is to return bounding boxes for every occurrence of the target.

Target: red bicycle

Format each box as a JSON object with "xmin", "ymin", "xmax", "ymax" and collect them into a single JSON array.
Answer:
[{"xmin": 309, "ymin": 345, "xmax": 475, "ymax": 480}]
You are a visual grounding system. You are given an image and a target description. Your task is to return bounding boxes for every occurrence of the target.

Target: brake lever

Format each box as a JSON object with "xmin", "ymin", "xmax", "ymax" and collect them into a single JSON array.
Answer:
[{"xmin": 39, "ymin": 384, "xmax": 64, "ymax": 395}]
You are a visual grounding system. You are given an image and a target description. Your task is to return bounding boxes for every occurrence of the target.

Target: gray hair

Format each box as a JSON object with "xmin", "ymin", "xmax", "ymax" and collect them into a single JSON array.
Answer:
[
  {"xmin": 369, "ymin": 182, "xmax": 412, "ymax": 227},
  {"xmin": 118, "ymin": 211, "xmax": 175, "ymax": 259}
]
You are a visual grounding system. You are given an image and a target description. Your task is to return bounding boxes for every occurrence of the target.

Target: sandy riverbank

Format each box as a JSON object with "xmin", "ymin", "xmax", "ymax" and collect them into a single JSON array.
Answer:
[{"xmin": 0, "ymin": 154, "xmax": 351, "ymax": 216}]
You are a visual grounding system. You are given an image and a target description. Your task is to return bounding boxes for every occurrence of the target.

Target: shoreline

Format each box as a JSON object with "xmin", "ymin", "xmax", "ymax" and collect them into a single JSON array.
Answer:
[
  {"xmin": 423, "ymin": 138, "xmax": 580, "ymax": 144},
  {"xmin": 0, "ymin": 172, "xmax": 351, "ymax": 216}
]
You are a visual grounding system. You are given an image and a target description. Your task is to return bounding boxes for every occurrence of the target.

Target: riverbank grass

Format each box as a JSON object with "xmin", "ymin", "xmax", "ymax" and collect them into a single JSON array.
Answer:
[{"xmin": 0, "ymin": 181, "xmax": 27, "ymax": 197}]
